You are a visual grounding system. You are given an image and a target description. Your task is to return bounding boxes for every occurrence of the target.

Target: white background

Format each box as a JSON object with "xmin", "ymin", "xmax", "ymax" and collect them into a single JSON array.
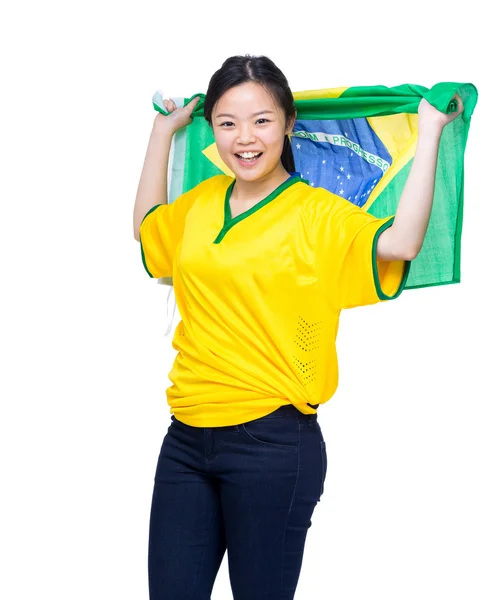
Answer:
[{"xmin": 2, "ymin": 1, "xmax": 493, "ymax": 599}]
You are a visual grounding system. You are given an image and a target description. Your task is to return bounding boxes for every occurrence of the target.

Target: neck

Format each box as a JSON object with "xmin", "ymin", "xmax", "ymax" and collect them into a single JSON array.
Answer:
[{"xmin": 231, "ymin": 165, "xmax": 291, "ymax": 202}]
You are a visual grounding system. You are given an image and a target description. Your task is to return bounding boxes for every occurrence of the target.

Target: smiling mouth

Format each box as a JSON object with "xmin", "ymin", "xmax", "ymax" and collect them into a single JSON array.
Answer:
[{"xmin": 234, "ymin": 152, "xmax": 263, "ymax": 164}]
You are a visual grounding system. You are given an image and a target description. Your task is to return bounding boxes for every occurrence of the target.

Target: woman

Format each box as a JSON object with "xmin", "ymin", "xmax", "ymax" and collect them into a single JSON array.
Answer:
[{"xmin": 133, "ymin": 55, "xmax": 464, "ymax": 600}]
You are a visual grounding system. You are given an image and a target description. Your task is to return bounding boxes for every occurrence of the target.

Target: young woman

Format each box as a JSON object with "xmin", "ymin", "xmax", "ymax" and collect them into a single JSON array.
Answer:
[{"xmin": 133, "ymin": 54, "xmax": 464, "ymax": 600}]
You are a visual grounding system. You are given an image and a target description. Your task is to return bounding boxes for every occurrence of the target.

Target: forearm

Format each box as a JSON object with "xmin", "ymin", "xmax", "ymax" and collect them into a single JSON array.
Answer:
[
  {"xmin": 133, "ymin": 126, "xmax": 174, "ymax": 241},
  {"xmin": 382, "ymin": 127, "xmax": 443, "ymax": 259}
]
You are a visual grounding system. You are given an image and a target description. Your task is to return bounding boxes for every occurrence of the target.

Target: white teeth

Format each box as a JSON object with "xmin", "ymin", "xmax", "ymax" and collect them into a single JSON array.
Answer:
[{"xmin": 237, "ymin": 152, "xmax": 261, "ymax": 158}]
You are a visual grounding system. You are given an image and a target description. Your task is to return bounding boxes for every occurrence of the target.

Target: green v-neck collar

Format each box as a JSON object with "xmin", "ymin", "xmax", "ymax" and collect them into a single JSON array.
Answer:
[{"xmin": 213, "ymin": 174, "xmax": 305, "ymax": 244}]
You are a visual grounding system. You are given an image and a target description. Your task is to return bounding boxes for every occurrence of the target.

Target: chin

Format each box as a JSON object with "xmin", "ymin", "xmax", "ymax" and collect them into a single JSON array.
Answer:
[{"xmin": 226, "ymin": 158, "xmax": 277, "ymax": 181}]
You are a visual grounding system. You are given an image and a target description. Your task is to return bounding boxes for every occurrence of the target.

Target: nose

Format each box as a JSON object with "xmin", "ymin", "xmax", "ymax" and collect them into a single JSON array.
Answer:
[{"xmin": 237, "ymin": 123, "xmax": 256, "ymax": 144}]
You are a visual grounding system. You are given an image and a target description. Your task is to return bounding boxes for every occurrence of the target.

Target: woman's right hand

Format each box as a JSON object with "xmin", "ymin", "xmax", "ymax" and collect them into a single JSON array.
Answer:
[{"xmin": 153, "ymin": 95, "xmax": 201, "ymax": 135}]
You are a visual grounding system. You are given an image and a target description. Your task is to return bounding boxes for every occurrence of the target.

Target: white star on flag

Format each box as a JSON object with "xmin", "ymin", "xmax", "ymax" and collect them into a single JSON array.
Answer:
[
  {"xmin": 346, "ymin": 174, "xmax": 351, "ymax": 180},
  {"xmin": 340, "ymin": 166, "xmax": 344, "ymax": 172},
  {"xmin": 296, "ymin": 144, "xmax": 301, "ymax": 150}
]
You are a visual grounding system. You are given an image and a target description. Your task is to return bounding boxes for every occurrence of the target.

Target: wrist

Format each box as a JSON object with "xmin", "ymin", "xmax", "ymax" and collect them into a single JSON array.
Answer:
[
  {"xmin": 417, "ymin": 123, "xmax": 443, "ymax": 143},
  {"xmin": 152, "ymin": 115, "xmax": 176, "ymax": 139}
]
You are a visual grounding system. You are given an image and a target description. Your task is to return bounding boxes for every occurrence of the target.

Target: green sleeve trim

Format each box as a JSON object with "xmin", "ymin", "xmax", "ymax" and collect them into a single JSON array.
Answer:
[
  {"xmin": 140, "ymin": 203, "xmax": 163, "ymax": 226},
  {"xmin": 139, "ymin": 204, "xmax": 163, "ymax": 278},
  {"xmin": 140, "ymin": 241, "xmax": 154, "ymax": 277},
  {"xmin": 372, "ymin": 216, "xmax": 412, "ymax": 300}
]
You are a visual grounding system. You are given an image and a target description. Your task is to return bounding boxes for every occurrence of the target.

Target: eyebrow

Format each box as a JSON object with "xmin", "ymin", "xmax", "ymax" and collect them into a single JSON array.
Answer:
[{"xmin": 215, "ymin": 110, "xmax": 275, "ymax": 119}]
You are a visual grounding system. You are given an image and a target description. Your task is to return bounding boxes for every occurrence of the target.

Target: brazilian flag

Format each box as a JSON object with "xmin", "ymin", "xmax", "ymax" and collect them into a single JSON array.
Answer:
[{"xmin": 153, "ymin": 82, "xmax": 477, "ymax": 290}]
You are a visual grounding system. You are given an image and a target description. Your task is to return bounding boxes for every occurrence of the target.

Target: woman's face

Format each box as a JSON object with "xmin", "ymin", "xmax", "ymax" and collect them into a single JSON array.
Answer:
[{"xmin": 212, "ymin": 81, "xmax": 294, "ymax": 182}]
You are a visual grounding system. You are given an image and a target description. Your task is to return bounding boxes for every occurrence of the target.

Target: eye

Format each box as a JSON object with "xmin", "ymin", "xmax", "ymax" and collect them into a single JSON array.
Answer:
[{"xmin": 219, "ymin": 118, "xmax": 270, "ymax": 127}]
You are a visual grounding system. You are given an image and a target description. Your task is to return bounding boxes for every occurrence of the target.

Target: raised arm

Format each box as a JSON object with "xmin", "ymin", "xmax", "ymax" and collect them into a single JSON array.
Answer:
[
  {"xmin": 133, "ymin": 125, "xmax": 173, "ymax": 241},
  {"xmin": 376, "ymin": 93, "xmax": 465, "ymax": 261},
  {"xmin": 132, "ymin": 96, "xmax": 201, "ymax": 241}
]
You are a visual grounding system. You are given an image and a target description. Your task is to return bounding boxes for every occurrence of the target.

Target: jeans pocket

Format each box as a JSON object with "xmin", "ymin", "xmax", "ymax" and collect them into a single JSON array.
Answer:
[
  {"xmin": 241, "ymin": 416, "xmax": 299, "ymax": 450},
  {"xmin": 320, "ymin": 441, "xmax": 327, "ymax": 497}
]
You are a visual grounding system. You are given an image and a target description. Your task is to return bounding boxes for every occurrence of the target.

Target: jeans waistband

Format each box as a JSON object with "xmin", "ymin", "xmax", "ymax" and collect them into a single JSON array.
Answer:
[{"xmin": 265, "ymin": 403, "xmax": 318, "ymax": 423}]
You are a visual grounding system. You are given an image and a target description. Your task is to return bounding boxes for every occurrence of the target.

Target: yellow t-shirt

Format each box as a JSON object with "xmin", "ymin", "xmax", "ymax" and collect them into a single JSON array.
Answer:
[{"xmin": 139, "ymin": 173, "xmax": 411, "ymax": 427}]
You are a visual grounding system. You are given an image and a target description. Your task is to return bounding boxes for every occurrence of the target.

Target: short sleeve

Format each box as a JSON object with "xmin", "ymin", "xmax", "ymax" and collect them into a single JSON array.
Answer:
[
  {"xmin": 139, "ymin": 185, "xmax": 199, "ymax": 278},
  {"xmin": 309, "ymin": 190, "xmax": 411, "ymax": 310}
]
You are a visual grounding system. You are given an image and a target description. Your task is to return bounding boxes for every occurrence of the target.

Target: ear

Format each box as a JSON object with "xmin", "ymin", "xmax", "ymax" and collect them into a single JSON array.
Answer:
[{"xmin": 286, "ymin": 113, "xmax": 297, "ymax": 135}]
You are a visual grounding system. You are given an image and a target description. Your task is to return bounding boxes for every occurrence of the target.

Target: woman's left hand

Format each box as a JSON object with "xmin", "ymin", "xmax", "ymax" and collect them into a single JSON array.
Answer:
[{"xmin": 418, "ymin": 92, "xmax": 464, "ymax": 132}]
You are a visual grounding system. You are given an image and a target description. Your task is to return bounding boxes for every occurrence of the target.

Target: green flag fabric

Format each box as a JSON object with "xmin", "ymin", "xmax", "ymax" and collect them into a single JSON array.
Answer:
[{"xmin": 152, "ymin": 82, "xmax": 477, "ymax": 293}]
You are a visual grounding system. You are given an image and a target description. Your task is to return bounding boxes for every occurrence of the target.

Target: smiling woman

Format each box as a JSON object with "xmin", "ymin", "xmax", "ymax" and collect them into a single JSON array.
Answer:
[{"xmin": 133, "ymin": 53, "xmax": 467, "ymax": 600}]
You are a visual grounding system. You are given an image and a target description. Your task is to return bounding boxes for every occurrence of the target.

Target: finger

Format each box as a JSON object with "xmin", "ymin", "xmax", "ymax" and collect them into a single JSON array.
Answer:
[
  {"xmin": 185, "ymin": 97, "xmax": 200, "ymax": 112},
  {"xmin": 455, "ymin": 93, "xmax": 464, "ymax": 112}
]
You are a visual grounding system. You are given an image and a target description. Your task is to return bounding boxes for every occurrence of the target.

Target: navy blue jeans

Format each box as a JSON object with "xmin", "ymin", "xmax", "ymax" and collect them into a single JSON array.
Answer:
[{"xmin": 148, "ymin": 404, "xmax": 327, "ymax": 600}]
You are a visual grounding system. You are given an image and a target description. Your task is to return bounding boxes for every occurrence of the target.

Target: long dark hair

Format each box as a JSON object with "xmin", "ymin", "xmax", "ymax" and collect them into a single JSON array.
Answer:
[{"xmin": 203, "ymin": 55, "xmax": 296, "ymax": 173}]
